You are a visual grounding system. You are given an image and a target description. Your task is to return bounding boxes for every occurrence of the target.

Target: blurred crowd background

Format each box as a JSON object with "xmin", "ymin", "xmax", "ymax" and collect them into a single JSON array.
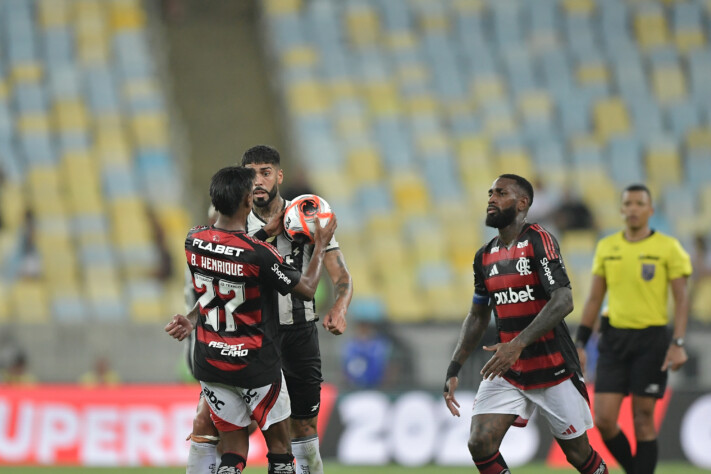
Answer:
[{"xmin": 1, "ymin": 0, "xmax": 711, "ymax": 394}]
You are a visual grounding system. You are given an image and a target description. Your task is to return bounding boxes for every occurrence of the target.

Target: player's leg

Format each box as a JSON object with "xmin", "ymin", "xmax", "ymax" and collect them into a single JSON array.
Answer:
[
  {"xmin": 187, "ymin": 395, "xmax": 220, "ymax": 474},
  {"xmin": 534, "ymin": 377, "xmax": 607, "ymax": 473},
  {"xmin": 468, "ymin": 377, "xmax": 535, "ymax": 473},
  {"xmin": 628, "ymin": 326, "xmax": 669, "ymax": 474},
  {"xmin": 254, "ymin": 373, "xmax": 295, "ymax": 474},
  {"xmin": 281, "ymin": 325, "xmax": 324, "ymax": 474},
  {"xmin": 594, "ymin": 327, "xmax": 634, "ymax": 473}
]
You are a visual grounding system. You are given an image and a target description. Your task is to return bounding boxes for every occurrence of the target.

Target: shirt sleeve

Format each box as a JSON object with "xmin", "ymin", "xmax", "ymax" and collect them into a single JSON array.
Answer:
[
  {"xmin": 530, "ymin": 227, "xmax": 571, "ymax": 296},
  {"xmin": 668, "ymin": 238, "xmax": 693, "ymax": 280},
  {"xmin": 257, "ymin": 242, "xmax": 301, "ymax": 295},
  {"xmin": 472, "ymin": 249, "xmax": 489, "ymax": 304},
  {"xmin": 591, "ymin": 239, "xmax": 606, "ymax": 277}
]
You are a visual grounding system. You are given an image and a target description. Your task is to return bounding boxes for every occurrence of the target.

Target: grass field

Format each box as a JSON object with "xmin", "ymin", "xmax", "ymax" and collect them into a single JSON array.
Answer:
[{"xmin": 4, "ymin": 462, "xmax": 709, "ymax": 473}]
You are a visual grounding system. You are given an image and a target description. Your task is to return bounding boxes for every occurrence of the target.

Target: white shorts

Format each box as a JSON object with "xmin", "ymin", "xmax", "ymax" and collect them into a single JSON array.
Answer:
[
  {"xmin": 472, "ymin": 376, "xmax": 593, "ymax": 440},
  {"xmin": 200, "ymin": 372, "xmax": 291, "ymax": 432}
]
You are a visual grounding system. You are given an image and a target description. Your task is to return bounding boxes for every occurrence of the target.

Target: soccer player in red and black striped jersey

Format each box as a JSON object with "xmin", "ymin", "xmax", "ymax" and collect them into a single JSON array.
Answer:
[
  {"xmin": 166, "ymin": 166, "xmax": 337, "ymax": 474},
  {"xmin": 443, "ymin": 175, "xmax": 607, "ymax": 474}
]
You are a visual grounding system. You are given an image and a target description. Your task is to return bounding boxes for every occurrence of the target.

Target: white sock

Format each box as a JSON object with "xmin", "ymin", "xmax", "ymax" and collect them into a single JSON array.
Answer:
[
  {"xmin": 186, "ymin": 440, "xmax": 218, "ymax": 474},
  {"xmin": 292, "ymin": 435, "xmax": 323, "ymax": 474}
]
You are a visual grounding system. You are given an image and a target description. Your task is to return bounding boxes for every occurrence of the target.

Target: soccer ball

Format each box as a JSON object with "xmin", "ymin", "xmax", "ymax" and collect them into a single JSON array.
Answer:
[{"xmin": 283, "ymin": 194, "xmax": 332, "ymax": 244}]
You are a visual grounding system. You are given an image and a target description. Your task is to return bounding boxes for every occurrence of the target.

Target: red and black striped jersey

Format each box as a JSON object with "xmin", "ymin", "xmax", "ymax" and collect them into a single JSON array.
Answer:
[
  {"xmin": 473, "ymin": 223, "xmax": 581, "ymax": 390},
  {"xmin": 185, "ymin": 225, "xmax": 301, "ymax": 388}
]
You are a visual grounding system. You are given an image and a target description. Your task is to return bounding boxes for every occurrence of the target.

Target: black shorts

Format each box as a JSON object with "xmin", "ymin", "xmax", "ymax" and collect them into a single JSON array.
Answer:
[
  {"xmin": 594, "ymin": 324, "xmax": 670, "ymax": 399},
  {"xmin": 279, "ymin": 322, "xmax": 323, "ymax": 419}
]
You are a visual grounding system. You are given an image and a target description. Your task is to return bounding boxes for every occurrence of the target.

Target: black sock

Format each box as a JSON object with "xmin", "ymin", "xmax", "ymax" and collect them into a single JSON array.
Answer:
[
  {"xmin": 576, "ymin": 449, "xmax": 608, "ymax": 474},
  {"xmin": 635, "ymin": 439, "xmax": 658, "ymax": 474},
  {"xmin": 219, "ymin": 452, "xmax": 246, "ymax": 474},
  {"xmin": 267, "ymin": 452, "xmax": 295, "ymax": 474},
  {"xmin": 473, "ymin": 450, "xmax": 510, "ymax": 474},
  {"xmin": 603, "ymin": 430, "xmax": 634, "ymax": 474}
]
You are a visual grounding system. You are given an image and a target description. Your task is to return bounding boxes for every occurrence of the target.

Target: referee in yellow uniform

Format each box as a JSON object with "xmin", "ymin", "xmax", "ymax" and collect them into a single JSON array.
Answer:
[{"xmin": 576, "ymin": 184, "xmax": 692, "ymax": 474}]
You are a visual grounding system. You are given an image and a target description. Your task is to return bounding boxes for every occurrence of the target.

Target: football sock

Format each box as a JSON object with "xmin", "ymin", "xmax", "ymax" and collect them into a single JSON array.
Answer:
[
  {"xmin": 473, "ymin": 450, "xmax": 510, "ymax": 474},
  {"xmin": 602, "ymin": 430, "xmax": 634, "ymax": 474},
  {"xmin": 186, "ymin": 440, "xmax": 218, "ymax": 474},
  {"xmin": 267, "ymin": 452, "xmax": 295, "ymax": 474},
  {"xmin": 292, "ymin": 434, "xmax": 323, "ymax": 474},
  {"xmin": 575, "ymin": 448, "xmax": 608, "ymax": 474},
  {"xmin": 635, "ymin": 439, "xmax": 658, "ymax": 474},
  {"xmin": 217, "ymin": 452, "xmax": 246, "ymax": 474}
]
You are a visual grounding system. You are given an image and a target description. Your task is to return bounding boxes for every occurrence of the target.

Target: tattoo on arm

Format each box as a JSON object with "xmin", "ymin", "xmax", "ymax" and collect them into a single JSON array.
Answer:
[
  {"xmin": 452, "ymin": 304, "xmax": 491, "ymax": 364},
  {"xmin": 515, "ymin": 287, "xmax": 572, "ymax": 347}
]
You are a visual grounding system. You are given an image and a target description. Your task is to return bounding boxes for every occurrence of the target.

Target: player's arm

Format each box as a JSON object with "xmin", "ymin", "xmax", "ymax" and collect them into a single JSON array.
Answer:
[
  {"xmin": 290, "ymin": 216, "xmax": 338, "ymax": 300},
  {"xmin": 480, "ymin": 286, "xmax": 573, "ymax": 380},
  {"xmin": 662, "ymin": 276, "xmax": 690, "ymax": 371},
  {"xmin": 253, "ymin": 210, "xmax": 285, "ymax": 241},
  {"xmin": 444, "ymin": 298, "xmax": 491, "ymax": 417},
  {"xmin": 322, "ymin": 249, "xmax": 352, "ymax": 335}
]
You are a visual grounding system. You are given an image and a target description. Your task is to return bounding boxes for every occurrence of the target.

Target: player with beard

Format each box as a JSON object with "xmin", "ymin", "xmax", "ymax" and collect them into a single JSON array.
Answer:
[
  {"xmin": 443, "ymin": 174, "xmax": 608, "ymax": 474},
  {"xmin": 243, "ymin": 145, "xmax": 352, "ymax": 474}
]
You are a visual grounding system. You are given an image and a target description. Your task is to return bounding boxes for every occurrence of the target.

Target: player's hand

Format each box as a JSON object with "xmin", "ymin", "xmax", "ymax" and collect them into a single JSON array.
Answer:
[
  {"xmin": 444, "ymin": 377, "xmax": 461, "ymax": 417},
  {"xmin": 662, "ymin": 344, "xmax": 688, "ymax": 371},
  {"xmin": 313, "ymin": 213, "xmax": 337, "ymax": 248},
  {"xmin": 577, "ymin": 347, "xmax": 588, "ymax": 379},
  {"xmin": 323, "ymin": 305, "xmax": 347, "ymax": 335},
  {"xmin": 263, "ymin": 209, "xmax": 285, "ymax": 237},
  {"xmin": 481, "ymin": 341, "xmax": 525, "ymax": 380},
  {"xmin": 165, "ymin": 314, "xmax": 193, "ymax": 341}
]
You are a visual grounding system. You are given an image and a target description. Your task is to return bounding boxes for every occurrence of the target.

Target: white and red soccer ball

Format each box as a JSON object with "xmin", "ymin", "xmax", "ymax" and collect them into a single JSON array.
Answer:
[{"xmin": 283, "ymin": 194, "xmax": 333, "ymax": 243}]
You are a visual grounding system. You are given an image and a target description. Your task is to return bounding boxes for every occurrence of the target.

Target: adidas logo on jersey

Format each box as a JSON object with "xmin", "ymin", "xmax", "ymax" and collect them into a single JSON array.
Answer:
[{"xmin": 489, "ymin": 265, "xmax": 499, "ymax": 276}]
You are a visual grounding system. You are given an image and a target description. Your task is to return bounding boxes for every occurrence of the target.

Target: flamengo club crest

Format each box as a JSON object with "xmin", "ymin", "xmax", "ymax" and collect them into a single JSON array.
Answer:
[{"xmin": 516, "ymin": 257, "xmax": 532, "ymax": 275}]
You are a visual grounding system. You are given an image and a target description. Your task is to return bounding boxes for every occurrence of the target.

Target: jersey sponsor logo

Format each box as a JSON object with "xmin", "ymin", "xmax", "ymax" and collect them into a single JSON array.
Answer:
[
  {"xmin": 642, "ymin": 263, "xmax": 656, "ymax": 281},
  {"xmin": 202, "ymin": 386, "xmax": 225, "ymax": 411},
  {"xmin": 489, "ymin": 264, "xmax": 499, "ymax": 276},
  {"xmin": 241, "ymin": 388, "xmax": 259, "ymax": 405},
  {"xmin": 517, "ymin": 240, "xmax": 529, "ymax": 248},
  {"xmin": 208, "ymin": 341, "xmax": 249, "ymax": 357},
  {"xmin": 271, "ymin": 263, "xmax": 292, "ymax": 285},
  {"xmin": 540, "ymin": 257, "xmax": 555, "ymax": 285},
  {"xmin": 493, "ymin": 285, "xmax": 536, "ymax": 305},
  {"xmin": 516, "ymin": 258, "xmax": 532, "ymax": 275},
  {"xmin": 192, "ymin": 238, "xmax": 245, "ymax": 257}
]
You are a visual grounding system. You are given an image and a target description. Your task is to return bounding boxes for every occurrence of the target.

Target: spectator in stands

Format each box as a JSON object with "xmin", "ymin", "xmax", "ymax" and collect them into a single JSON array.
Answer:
[
  {"xmin": 341, "ymin": 319, "xmax": 393, "ymax": 389},
  {"xmin": 691, "ymin": 234, "xmax": 711, "ymax": 279},
  {"xmin": 80, "ymin": 356, "xmax": 121, "ymax": 387},
  {"xmin": 147, "ymin": 208, "xmax": 174, "ymax": 282},
  {"xmin": 552, "ymin": 188, "xmax": 595, "ymax": 232},
  {"xmin": 1, "ymin": 350, "xmax": 37, "ymax": 385}
]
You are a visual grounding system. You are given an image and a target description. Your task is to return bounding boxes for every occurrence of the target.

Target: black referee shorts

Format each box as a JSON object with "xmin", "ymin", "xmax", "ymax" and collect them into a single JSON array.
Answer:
[
  {"xmin": 594, "ymin": 323, "xmax": 670, "ymax": 399},
  {"xmin": 279, "ymin": 322, "xmax": 324, "ymax": 419}
]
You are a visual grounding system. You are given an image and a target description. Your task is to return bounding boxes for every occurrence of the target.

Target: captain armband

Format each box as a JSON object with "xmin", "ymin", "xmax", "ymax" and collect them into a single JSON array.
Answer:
[{"xmin": 472, "ymin": 293, "xmax": 490, "ymax": 305}]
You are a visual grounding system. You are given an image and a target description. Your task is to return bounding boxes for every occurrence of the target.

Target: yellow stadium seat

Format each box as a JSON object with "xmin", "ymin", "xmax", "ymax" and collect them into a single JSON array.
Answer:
[
  {"xmin": 263, "ymin": 0, "xmax": 301, "ymax": 16},
  {"xmin": 52, "ymin": 100, "xmax": 89, "ymax": 132},
  {"xmin": 109, "ymin": 0, "xmax": 146, "ymax": 30},
  {"xmin": 406, "ymin": 94, "xmax": 439, "ymax": 117},
  {"xmin": 346, "ymin": 6, "xmax": 380, "ymax": 48},
  {"xmin": 345, "ymin": 147, "xmax": 383, "ymax": 184},
  {"xmin": 0, "ymin": 79, "xmax": 8, "ymax": 100},
  {"xmin": 563, "ymin": 0, "xmax": 595, "ymax": 14},
  {"xmin": 109, "ymin": 198, "xmax": 152, "ymax": 247},
  {"xmin": 11, "ymin": 62, "xmax": 43, "ymax": 83},
  {"xmin": 452, "ymin": 0, "xmax": 485, "ymax": 13},
  {"xmin": 646, "ymin": 144, "xmax": 682, "ymax": 189},
  {"xmin": 38, "ymin": 0, "xmax": 70, "ymax": 28},
  {"xmin": 335, "ymin": 113, "xmax": 368, "ymax": 139},
  {"xmin": 472, "ymin": 75, "xmax": 506, "ymax": 105},
  {"xmin": 675, "ymin": 30, "xmax": 705, "ymax": 55},
  {"xmin": 0, "ymin": 282, "xmax": 8, "ymax": 322},
  {"xmin": 328, "ymin": 79, "xmax": 357, "ymax": 102},
  {"xmin": 132, "ymin": 113, "xmax": 169, "ymax": 148},
  {"xmin": 691, "ymin": 277, "xmax": 711, "ymax": 323},
  {"xmin": 497, "ymin": 149, "xmax": 534, "ymax": 179},
  {"xmin": 594, "ymin": 97, "xmax": 631, "ymax": 143},
  {"xmin": 390, "ymin": 172, "xmax": 430, "ymax": 216},
  {"xmin": 519, "ymin": 91, "xmax": 553, "ymax": 121},
  {"xmin": 310, "ymin": 169, "xmax": 355, "ymax": 201},
  {"xmin": 0, "ymin": 182, "xmax": 25, "ymax": 231},
  {"xmin": 424, "ymin": 284, "xmax": 464, "ymax": 321},
  {"xmin": 288, "ymin": 81, "xmax": 329, "ymax": 115},
  {"xmin": 634, "ymin": 10, "xmax": 670, "ymax": 50},
  {"xmin": 577, "ymin": 63, "xmax": 609, "ymax": 86},
  {"xmin": 365, "ymin": 82, "xmax": 401, "ymax": 117},
  {"xmin": 686, "ymin": 128, "xmax": 711, "ymax": 151},
  {"xmin": 10, "ymin": 280, "xmax": 50, "ymax": 323},
  {"xmin": 561, "ymin": 230, "xmax": 598, "ymax": 254},
  {"xmin": 652, "ymin": 65, "xmax": 687, "ymax": 105},
  {"xmin": 282, "ymin": 46, "xmax": 318, "ymax": 69},
  {"xmin": 419, "ymin": 10, "xmax": 450, "ymax": 33},
  {"xmin": 386, "ymin": 31, "xmax": 416, "ymax": 51},
  {"xmin": 416, "ymin": 131, "xmax": 449, "ymax": 155},
  {"xmin": 17, "ymin": 113, "xmax": 50, "ymax": 134}
]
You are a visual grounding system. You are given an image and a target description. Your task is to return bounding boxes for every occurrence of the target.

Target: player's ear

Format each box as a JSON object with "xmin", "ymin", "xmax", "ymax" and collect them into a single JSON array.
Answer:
[{"xmin": 277, "ymin": 168, "xmax": 284, "ymax": 185}]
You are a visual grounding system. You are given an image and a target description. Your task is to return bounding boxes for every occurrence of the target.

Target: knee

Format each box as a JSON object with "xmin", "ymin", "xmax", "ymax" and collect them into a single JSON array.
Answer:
[
  {"xmin": 632, "ymin": 407, "xmax": 656, "ymax": 437},
  {"xmin": 467, "ymin": 430, "xmax": 497, "ymax": 459},
  {"xmin": 193, "ymin": 408, "xmax": 217, "ymax": 436},
  {"xmin": 290, "ymin": 416, "xmax": 318, "ymax": 439},
  {"xmin": 593, "ymin": 411, "xmax": 618, "ymax": 438}
]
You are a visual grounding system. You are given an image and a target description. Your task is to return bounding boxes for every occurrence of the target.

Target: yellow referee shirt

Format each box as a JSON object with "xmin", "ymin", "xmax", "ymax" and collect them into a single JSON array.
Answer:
[{"xmin": 591, "ymin": 231, "xmax": 692, "ymax": 329}]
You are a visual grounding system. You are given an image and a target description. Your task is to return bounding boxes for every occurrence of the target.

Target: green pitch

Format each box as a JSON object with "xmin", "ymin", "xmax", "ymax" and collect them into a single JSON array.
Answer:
[{"xmin": 4, "ymin": 462, "xmax": 708, "ymax": 473}]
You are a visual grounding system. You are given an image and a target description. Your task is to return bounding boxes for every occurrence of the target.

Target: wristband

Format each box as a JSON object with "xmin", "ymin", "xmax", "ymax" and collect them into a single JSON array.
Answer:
[
  {"xmin": 253, "ymin": 229, "xmax": 269, "ymax": 241},
  {"xmin": 575, "ymin": 325, "xmax": 592, "ymax": 348}
]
